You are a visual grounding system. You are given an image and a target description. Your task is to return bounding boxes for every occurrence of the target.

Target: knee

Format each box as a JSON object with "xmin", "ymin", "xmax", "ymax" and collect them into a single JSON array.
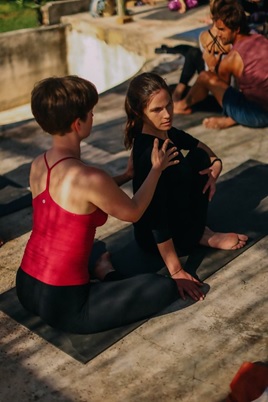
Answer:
[{"xmin": 198, "ymin": 70, "xmax": 219, "ymax": 86}]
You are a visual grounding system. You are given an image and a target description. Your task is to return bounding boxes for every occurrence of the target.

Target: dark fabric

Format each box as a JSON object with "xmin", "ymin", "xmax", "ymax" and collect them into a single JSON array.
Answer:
[
  {"xmin": 180, "ymin": 46, "xmax": 204, "ymax": 86},
  {"xmin": 133, "ymin": 128, "xmax": 210, "ymax": 254},
  {"xmin": 16, "ymin": 267, "xmax": 178, "ymax": 334},
  {"xmin": 223, "ymin": 86, "xmax": 268, "ymax": 128}
]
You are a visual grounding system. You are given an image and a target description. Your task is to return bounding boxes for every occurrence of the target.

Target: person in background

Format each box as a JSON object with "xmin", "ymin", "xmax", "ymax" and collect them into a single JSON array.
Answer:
[
  {"xmin": 173, "ymin": 0, "xmax": 268, "ymax": 129},
  {"xmin": 124, "ymin": 72, "xmax": 248, "ymax": 301},
  {"xmin": 172, "ymin": 28, "xmax": 231, "ymax": 102},
  {"xmin": 16, "ymin": 75, "xmax": 181, "ymax": 334},
  {"xmin": 172, "ymin": 0, "xmax": 232, "ymax": 102}
]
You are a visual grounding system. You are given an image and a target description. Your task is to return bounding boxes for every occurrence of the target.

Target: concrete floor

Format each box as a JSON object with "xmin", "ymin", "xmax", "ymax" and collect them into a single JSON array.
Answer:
[{"xmin": 0, "ymin": 3, "xmax": 268, "ymax": 401}]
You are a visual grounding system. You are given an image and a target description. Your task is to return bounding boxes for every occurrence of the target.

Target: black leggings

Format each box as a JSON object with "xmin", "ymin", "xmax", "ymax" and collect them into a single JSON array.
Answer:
[
  {"xmin": 16, "ymin": 267, "xmax": 178, "ymax": 334},
  {"xmin": 179, "ymin": 46, "xmax": 204, "ymax": 87}
]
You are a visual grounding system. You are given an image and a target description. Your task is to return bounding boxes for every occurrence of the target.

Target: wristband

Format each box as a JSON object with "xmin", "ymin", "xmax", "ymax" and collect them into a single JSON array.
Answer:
[{"xmin": 171, "ymin": 267, "xmax": 182, "ymax": 277}]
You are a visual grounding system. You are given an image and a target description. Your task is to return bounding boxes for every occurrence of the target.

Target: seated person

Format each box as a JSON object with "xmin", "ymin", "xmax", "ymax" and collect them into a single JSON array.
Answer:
[
  {"xmin": 173, "ymin": 0, "xmax": 268, "ymax": 129},
  {"xmin": 124, "ymin": 72, "xmax": 248, "ymax": 301},
  {"xmin": 172, "ymin": 25, "xmax": 231, "ymax": 102},
  {"xmin": 16, "ymin": 75, "xmax": 182, "ymax": 334}
]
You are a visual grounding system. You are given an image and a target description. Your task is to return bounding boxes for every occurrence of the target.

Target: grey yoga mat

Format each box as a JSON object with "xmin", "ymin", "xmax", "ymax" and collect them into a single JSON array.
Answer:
[{"xmin": 0, "ymin": 159, "xmax": 267, "ymax": 363}]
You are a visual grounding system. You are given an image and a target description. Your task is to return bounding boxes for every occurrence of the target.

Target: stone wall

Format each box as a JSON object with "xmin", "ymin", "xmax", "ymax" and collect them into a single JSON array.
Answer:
[
  {"xmin": 42, "ymin": 0, "xmax": 90, "ymax": 25},
  {"xmin": 0, "ymin": 25, "xmax": 68, "ymax": 112}
]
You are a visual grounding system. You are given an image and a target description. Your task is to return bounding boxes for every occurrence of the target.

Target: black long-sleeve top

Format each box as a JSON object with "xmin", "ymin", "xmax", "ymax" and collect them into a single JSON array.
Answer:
[{"xmin": 132, "ymin": 127, "xmax": 204, "ymax": 253}]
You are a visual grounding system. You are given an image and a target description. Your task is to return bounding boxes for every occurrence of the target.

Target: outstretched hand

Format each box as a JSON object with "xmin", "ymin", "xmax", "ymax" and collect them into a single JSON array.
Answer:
[{"xmin": 151, "ymin": 138, "xmax": 179, "ymax": 171}]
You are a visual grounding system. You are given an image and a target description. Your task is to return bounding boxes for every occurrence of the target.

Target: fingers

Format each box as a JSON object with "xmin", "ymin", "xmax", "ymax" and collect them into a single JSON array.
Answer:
[
  {"xmin": 199, "ymin": 168, "xmax": 210, "ymax": 175},
  {"xmin": 153, "ymin": 137, "xmax": 159, "ymax": 151},
  {"xmin": 175, "ymin": 278, "xmax": 205, "ymax": 301},
  {"xmin": 178, "ymin": 288, "xmax": 186, "ymax": 301},
  {"xmin": 188, "ymin": 287, "xmax": 205, "ymax": 301},
  {"xmin": 167, "ymin": 146, "xmax": 179, "ymax": 159},
  {"xmin": 202, "ymin": 182, "xmax": 210, "ymax": 195},
  {"xmin": 209, "ymin": 187, "xmax": 216, "ymax": 201},
  {"xmin": 166, "ymin": 146, "xmax": 177, "ymax": 156},
  {"xmin": 178, "ymin": 283, "xmax": 205, "ymax": 301},
  {"xmin": 161, "ymin": 138, "xmax": 170, "ymax": 153}
]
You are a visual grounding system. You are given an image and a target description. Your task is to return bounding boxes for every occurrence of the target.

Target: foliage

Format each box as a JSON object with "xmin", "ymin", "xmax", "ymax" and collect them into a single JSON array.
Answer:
[{"xmin": 0, "ymin": 0, "xmax": 47, "ymax": 33}]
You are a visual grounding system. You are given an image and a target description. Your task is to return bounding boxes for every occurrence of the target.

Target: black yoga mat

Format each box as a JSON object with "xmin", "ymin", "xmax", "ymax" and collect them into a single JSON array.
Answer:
[
  {"xmin": 0, "ymin": 175, "xmax": 32, "ymax": 217},
  {"xmin": 0, "ymin": 159, "xmax": 267, "ymax": 364}
]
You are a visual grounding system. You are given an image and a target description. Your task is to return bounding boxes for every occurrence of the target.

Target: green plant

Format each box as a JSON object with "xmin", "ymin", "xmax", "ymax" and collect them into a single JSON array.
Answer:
[{"xmin": 0, "ymin": 0, "xmax": 48, "ymax": 33}]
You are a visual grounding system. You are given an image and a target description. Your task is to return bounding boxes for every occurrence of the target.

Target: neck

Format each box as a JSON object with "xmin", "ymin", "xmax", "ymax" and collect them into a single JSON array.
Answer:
[
  {"xmin": 52, "ymin": 132, "xmax": 81, "ymax": 159},
  {"xmin": 233, "ymin": 32, "xmax": 249, "ymax": 46},
  {"xmin": 142, "ymin": 125, "xmax": 168, "ymax": 140}
]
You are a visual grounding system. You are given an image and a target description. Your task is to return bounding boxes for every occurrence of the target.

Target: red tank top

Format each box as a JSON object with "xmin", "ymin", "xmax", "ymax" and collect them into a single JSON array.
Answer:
[{"xmin": 21, "ymin": 153, "xmax": 108, "ymax": 286}]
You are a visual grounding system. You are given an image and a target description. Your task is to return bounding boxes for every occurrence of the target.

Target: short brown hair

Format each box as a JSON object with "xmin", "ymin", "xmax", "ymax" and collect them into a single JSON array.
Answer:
[{"xmin": 31, "ymin": 75, "xmax": 98, "ymax": 135}]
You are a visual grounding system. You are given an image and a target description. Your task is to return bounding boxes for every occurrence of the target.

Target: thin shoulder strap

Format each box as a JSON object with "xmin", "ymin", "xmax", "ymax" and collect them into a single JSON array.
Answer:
[
  {"xmin": 207, "ymin": 29, "xmax": 227, "ymax": 54},
  {"xmin": 44, "ymin": 152, "xmax": 78, "ymax": 190},
  {"xmin": 208, "ymin": 29, "xmax": 216, "ymax": 42}
]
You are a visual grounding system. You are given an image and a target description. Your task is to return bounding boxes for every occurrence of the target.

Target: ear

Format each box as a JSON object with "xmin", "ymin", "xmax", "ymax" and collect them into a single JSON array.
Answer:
[{"xmin": 71, "ymin": 118, "xmax": 81, "ymax": 133}]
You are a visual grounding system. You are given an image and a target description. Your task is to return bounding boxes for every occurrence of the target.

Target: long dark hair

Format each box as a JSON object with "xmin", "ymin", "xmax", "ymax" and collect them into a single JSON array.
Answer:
[{"xmin": 124, "ymin": 72, "xmax": 172, "ymax": 150}]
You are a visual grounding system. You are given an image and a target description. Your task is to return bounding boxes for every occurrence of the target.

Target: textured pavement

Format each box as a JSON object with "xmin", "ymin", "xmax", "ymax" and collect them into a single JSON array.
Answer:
[{"xmin": 0, "ymin": 3, "xmax": 268, "ymax": 401}]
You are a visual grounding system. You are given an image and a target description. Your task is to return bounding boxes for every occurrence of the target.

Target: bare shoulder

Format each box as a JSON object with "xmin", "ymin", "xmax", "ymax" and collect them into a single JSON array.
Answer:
[
  {"xmin": 30, "ymin": 154, "xmax": 46, "ymax": 182},
  {"xmin": 222, "ymin": 50, "xmax": 243, "ymax": 73},
  {"xmin": 78, "ymin": 164, "xmax": 114, "ymax": 189},
  {"xmin": 31, "ymin": 153, "xmax": 45, "ymax": 169},
  {"xmin": 218, "ymin": 50, "xmax": 243, "ymax": 79}
]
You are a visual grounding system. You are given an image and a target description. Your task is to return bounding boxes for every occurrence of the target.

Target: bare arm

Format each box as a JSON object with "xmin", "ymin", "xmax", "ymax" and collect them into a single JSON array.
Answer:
[
  {"xmin": 157, "ymin": 239, "xmax": 204, "ymax": 301},
  {"xmin": 217, "ymin": 50, "xmax": 244, "ymax": 84},
  {"xmin": 88, "ymin": 139, "xmax": 179, "ymax": 222}
]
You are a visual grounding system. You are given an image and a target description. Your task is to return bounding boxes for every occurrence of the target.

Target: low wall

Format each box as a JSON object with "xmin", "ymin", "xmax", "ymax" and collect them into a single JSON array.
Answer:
[
  {"xmin": 65, "ymin": 26, "xmax": 145, "ymax": 94},
  {"xmin": 42, "ymin": 0, "xmax": 90, "ymax": 25},
  {"xmin": 0, "ymin": 15, "xmax": 146, "ymax": 113},
  {"xmin": 0, "ymin": 25, "xmax": 68, "ymax": 112}
]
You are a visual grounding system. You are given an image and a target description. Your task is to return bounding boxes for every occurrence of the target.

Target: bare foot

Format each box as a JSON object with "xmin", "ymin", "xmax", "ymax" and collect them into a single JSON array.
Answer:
[
  {"xmin": 199, "ymin": 227, "xmax": 248, "ymax": 250},
  {"xmin": 173, "ymin": 100, "xmax": 192, "ymax": 114},
  {"xmin": 93, "ymin": 251, "xmax": 115, "ymax": 280},
  {"xmin": 203, "ymin": 116, "xmax": 237, "ymax": 129}
]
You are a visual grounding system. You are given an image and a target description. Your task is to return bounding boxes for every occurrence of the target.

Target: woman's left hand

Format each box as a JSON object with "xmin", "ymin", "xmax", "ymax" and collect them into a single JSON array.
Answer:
[{"xmin": 199, "ymin": 160, "xmax": 222, "ymax": 201}]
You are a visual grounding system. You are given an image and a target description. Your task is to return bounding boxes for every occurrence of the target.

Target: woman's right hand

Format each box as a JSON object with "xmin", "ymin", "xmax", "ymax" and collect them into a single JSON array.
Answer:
[
  {"xmin": 172, "ymin": 269, "xmax": 205, "ymax": 301},
  {"xmin": 151, "ymin": 138, "xmax": 179, "ymax": 171}
]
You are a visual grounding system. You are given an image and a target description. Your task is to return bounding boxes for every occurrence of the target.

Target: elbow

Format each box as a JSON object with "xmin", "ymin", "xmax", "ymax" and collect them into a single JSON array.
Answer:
[
  {"xmin": 131, "ymin": 215, "xmax": 140, "ymax": 223},
  {"xmin": 123, "ymin": 212, "xmax": 141, "ymax": 223},
  {"xmin": 121, "ymin": 208, "xmax": 143, "ymax": 223}
]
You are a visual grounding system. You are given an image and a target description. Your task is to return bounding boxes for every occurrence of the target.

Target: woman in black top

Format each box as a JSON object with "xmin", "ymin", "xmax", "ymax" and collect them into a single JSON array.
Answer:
[{"xmin": 124, "ymin": 72, "xmax": 248, "ymax": 302}]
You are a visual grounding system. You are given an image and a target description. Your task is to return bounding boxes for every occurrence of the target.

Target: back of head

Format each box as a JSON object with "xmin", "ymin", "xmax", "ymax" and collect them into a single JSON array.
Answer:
[
  {"xmin": 124, "ymin": 72, "xmax": 172, "ymax": 149},
  {"xmin": 212, "ymin": 0, "xmax": 250, "ymax": 35},
  {"xmin": 31, "ymin": 75, "xmax": 98, "ymax": 135}
]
